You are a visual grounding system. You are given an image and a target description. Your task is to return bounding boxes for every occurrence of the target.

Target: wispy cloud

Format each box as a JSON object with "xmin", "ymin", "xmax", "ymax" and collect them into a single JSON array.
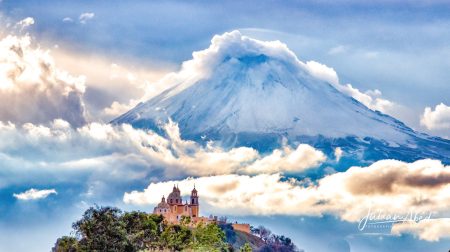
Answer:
[
  {"xmin": 328, "ymin": 45, "xmax": 348, "ymax": 55},
  {"xmin": 79, "ymin": 12, "xmax": 95, "ymax": 24},
  {"xmin": 62, "ymin": 17, "xmax": 73, "ymax": 23},
  {"xmin": 13, "ymin": 188, "xmax": 57, "ymax": 200},
  {"xmin": 15, "ymin": 17, "xmax": 34, "ymax": 30}
]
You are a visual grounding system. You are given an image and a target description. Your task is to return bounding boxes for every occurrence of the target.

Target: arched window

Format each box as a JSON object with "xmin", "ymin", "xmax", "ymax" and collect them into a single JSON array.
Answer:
[
  {"xmin": 176, "ymin": 199, "xmax": 178, "ymax": 203},
  {"xmin": 170, "ymin": 199, "xmax": 173, "ymax": 204}
]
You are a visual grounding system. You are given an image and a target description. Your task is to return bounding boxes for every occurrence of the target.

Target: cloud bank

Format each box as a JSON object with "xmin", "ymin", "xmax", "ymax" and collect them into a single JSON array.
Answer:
[
  {"xmin": 0, "ymin": 33, "xmax": 87, "ymax": 127},
  {"xmin": 0, "ymin": 20, "xmax": 167, "ymax": 125},
  {"xmin": 0, "ymin": 119, "xmax": 325, "ymax": 192},
  {"xmin": 13, "ymin": 188, "xmax": 57, "ymax": 200},
  {"xmin": 124, "ymin": 158, "xmax": 450, "ymax": 241}
]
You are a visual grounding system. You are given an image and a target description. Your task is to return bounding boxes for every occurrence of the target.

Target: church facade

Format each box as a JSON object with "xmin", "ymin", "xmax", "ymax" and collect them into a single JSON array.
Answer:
[{"xmin": 153, "ymin": 185, "xmax": 201, "ymax": 223}]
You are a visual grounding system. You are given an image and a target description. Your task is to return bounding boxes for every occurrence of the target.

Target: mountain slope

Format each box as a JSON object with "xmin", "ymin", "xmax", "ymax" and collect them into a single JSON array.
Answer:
[{"xmin": 112, "ymin": 31, "xmax": 450, "ymax": 164}]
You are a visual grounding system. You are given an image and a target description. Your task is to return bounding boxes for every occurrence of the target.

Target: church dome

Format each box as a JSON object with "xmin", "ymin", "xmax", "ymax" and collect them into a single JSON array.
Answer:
[
  {"xmin": 156, "ymin": 196, "xmax": 169, "ymax": 209},
  {"xmin": 157, "ymin": 201, "xmax": 170, "ymax": 209},
  {"xmin": 167, "ymin": 185, "xmax": 182, "ymax": 204},
  {"xmin": 153, "ymin": 196, "xmax": 170, "ymax": 216}
]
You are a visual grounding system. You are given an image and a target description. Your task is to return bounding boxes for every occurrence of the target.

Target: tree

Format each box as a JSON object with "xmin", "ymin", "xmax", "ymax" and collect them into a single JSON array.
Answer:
[
  {"xmin": 52, "ymin": 236, "xmax": 78, "ymax": 252},
  {"xmin": 275, "ymin": 235, "xmax": 296, "ymax": 250},
  {"xmin": 121, "ymin": 211, "xmax": 162, "ymax": 250},
  {"xmin": 191, "ymin": 222, "xmax": 227, "ymax": 251},
  {"xmin": 160, "ymin": 224, "xmax": 192, "ymax": 251},
  {"xmin": 72, "ymin": 206, "xmax": 133, "ymax": 252},
  {"xmin": 179, "ymin": 215, "xmax": 191, "ymax": 226},
  {"xmin": 256, "ymin": 225, "xmax": 271, "ymax": 243},
  {"xmin": 218, "ymin": 223, "xmax": 237, "ymax": 244},
  {"xmin": 239, "ymin": 242, "xmax": 252, "ymax": 252},
  {"xmin": 259, "ymin": 234, "xmax": 299, "ymax": 252},
  {"xmin": 54, "ymin": 205, "xmax": 301, "ymax": 252}
]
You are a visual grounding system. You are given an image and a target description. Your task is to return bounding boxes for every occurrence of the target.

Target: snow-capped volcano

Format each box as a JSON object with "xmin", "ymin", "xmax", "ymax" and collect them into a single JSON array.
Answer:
[{"xmin": 113, "ymin": 31, "xmax": 449, "ymax": 163}]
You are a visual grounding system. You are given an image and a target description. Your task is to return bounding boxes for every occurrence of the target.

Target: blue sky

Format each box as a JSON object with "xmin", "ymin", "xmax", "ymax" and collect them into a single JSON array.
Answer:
[{"xmin": 1, "ymin": 1, "xmax": 450, "ymax": 251}]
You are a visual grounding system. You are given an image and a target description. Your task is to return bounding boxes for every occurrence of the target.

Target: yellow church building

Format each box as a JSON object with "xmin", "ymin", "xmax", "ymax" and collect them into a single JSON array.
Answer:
[
  {"xmin": 153, "ymin": 185, "xmax": 201, "ymax": 223},
  {"xmin": 153, "ymin": 185, "xmax": 251, "ymax": 233}
]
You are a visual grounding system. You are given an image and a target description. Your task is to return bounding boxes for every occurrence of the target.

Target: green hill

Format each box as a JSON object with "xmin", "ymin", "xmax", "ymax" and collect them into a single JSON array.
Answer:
[
  {"xmin": 219, "ymin": 223, "xmax": 301, "ymax": 252},
  {"xmin": 233, "ymin": 230, "xmax": 265, "ymax": 251},
  {"xmin": 52, "ymin": 206, "xmax": 300, "ymax": 252}
]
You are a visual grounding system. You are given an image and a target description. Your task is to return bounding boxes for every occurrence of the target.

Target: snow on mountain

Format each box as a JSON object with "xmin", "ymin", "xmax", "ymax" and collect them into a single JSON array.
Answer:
[{"xmin": 113, "ymin": 31, "xmax": 449, "ymax": 163}]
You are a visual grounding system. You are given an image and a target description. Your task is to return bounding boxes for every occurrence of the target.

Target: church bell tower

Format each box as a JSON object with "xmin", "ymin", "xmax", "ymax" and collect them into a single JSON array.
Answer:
[{"xmin": 190, "ymin": 185, "xmax": 199, "ymax": 217}]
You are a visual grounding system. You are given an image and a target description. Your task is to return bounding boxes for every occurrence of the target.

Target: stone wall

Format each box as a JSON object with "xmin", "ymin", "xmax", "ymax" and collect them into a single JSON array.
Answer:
[{"xmin": 232, "ymin": 223, "xmax": 251, "ymax": 233}]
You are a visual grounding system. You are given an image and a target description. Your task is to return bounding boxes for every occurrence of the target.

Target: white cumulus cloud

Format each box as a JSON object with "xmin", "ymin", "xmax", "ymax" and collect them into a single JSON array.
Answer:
[
  {"xmin": 13, "ymin": 188, "xmax": 57, "ymax": 200},
  {"xmin": 0, "ymin": 34, "xmax": 87, "ymax": 127},
  {"xmin": 421, "ymin": 103, "xmax": 450, "ymax": 131},
  {"xmin": 244, "ymin": 144, "xmax": 325, "ymax": 174},
  {"xmin": 392, "ymin": 218, "xmax": 450, "ymax": 242}
]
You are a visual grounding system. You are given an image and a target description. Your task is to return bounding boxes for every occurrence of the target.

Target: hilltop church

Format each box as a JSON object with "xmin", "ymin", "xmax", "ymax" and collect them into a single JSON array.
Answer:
[
  {"xmin": 153, "ymin": 185, "xmax": 201, "ymax": 223},
  {"xmin": 153, "ymin": 185, "xmax": 251, "ymax": 233}
]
